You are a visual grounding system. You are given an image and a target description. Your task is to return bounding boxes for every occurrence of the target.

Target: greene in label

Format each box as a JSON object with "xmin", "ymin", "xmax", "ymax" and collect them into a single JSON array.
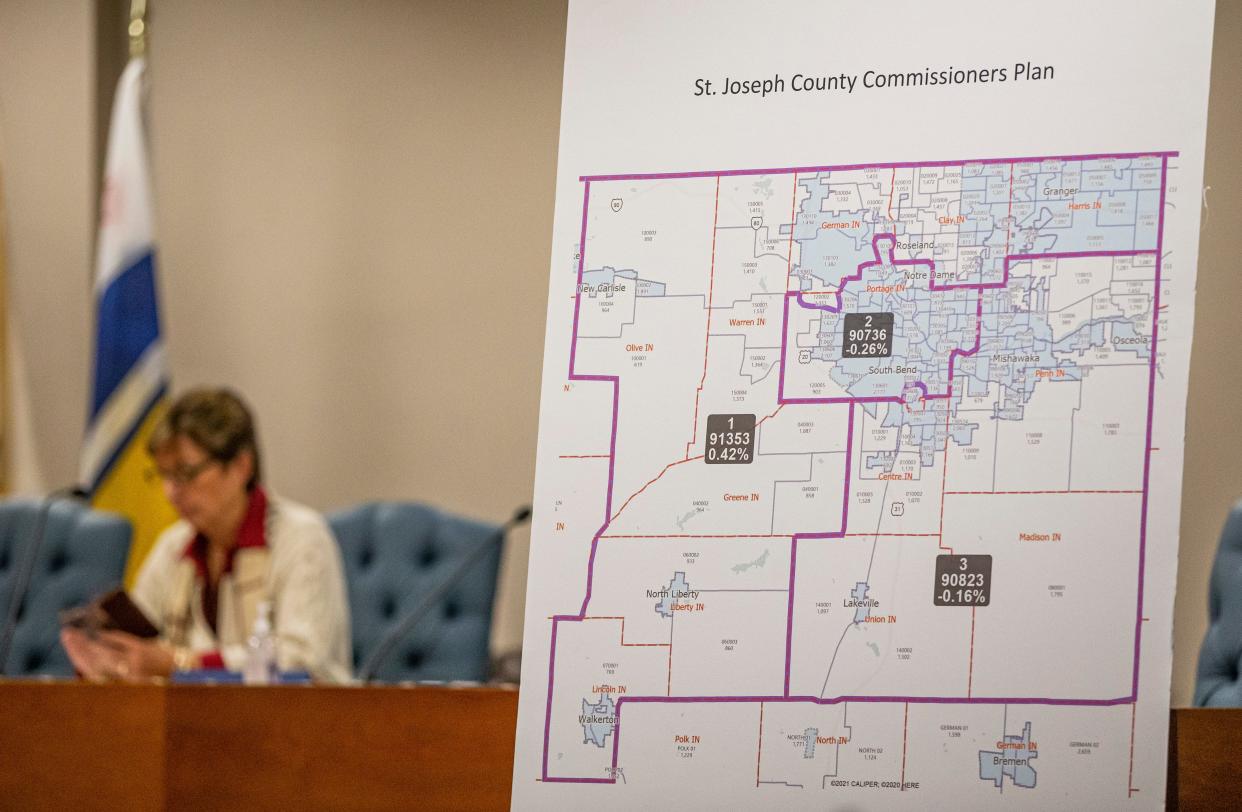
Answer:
[
  {"xmin": 933, "ymin": 554, "xmax": 992, "ymax": 606},
  {"xmin": 705, "ymin": 414, "xmax": 755, "ymax": 464},
  {"xmin": 842, "ymin": 312, "xmax": 894, "ymax": 358}
]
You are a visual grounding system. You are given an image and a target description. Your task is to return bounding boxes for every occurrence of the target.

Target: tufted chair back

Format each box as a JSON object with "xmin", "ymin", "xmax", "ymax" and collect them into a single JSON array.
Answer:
[
  {"xmin": 329, "ymin": 502, "xmax": 501, "ymax": 683},
  {"xmin": 0, "ymin": 499, "xmax": 131, "ymax": 676},
  {"xmin": 1195, "ymin": 501, "xmax": 1242, "ymax": 705}
]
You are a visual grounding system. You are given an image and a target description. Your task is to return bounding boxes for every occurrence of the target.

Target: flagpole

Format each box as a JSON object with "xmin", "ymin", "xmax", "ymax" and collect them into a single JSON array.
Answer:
[{"xmin": 129, "ymin": 0, "xmax": 147, "ymax": 58}]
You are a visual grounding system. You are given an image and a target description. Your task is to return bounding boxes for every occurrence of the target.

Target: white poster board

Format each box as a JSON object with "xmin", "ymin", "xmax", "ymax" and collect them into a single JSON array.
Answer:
[{"xmin": 513, "ymin": 2, "xmax": 1215, "ymax": 808}]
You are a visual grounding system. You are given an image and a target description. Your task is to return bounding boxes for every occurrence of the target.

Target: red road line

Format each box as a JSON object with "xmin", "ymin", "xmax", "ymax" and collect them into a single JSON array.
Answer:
[
  {"xmin": 685, "ymin": 177, "xmax": 722, "ymax": 459},
  {"xmin": 785, "ymin": 173, "xmax": 799, "ymax": 289},
  {"xmin": 602, "ymin": 534, "xmax": 792, "ymax": 539},
  {"xmin": 600, "ymin": 532, "xmax": 939, "ymax": 539},
  {"xmin": 581, "ymin": 616, "xmax": 670, "ymax": 648},
  {"xmin": 937, "ymin": 407, "xmax": 954, "ymax": 554},
  {"xmin": 887, "ymin": 167, "xmax": 897, "ymax": 221},
  {"xmin": 844, "ymin": 533, "xmax": 940, "ymax": 537},
  {"xmin": 610, "ymin": 456, "xmax": 703, "ymax": 521},
  {"xmin": 756, "ymin": 702, "xmax": 765, "ymax": 787},
  {"xmin": 1004, "ymin": 162, "xmax": 1014, "ymax": 258},
  {"xmin": 609, "ymin": 389, "xmax": 786, "ymax": 529},
  {"xmin": 968, "ymin": 606, "xmax": 976, "ymax": 697},
  {"xmin": 1127, "ymin": 701, "xmax": 1138, "ymax": 797},
  {"xmin": 666, "ymin": 631, "xmax": 674, "ymax": 696},
  {"xmin": 756, "ymin": 404, "xmax": 784, "ymax": 427}
]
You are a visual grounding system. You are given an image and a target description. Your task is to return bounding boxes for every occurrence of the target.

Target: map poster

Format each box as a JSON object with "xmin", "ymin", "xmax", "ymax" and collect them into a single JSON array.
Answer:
[{"xmin": 512, "ymin": 2, "xmax": 1215, "ymax": 809}]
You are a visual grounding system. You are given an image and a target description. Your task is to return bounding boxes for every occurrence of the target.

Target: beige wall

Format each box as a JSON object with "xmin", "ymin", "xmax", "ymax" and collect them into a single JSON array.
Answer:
[
  {"xmin": 141, "ymin": 0, "xmax": 567, "ymax": 655},
  {"xmin": 1173, "ymin": 4, "xmax": 1242, "ymax": 707},
  {"xmin": 0, "ymin": 0, "xmax": 95, "ymax": 493},
  {"xmin": 0, "ymin": 1, "xmax": 1237, "ymax": 698}
]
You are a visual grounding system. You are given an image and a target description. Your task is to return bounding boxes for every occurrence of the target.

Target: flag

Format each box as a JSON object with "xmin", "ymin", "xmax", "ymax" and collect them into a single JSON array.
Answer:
[{"xmin": 80, "ymin": 57, "xmax": 178, "ymax": 585}]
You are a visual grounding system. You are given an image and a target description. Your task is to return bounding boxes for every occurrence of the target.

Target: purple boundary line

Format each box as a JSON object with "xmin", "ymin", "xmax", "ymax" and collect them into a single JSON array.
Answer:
[
  {"xmin": 603, "ymin": 689, "xmax": 1133, "ymax": 783},
  {"xmin": 540, "ymin": 156, "xmax": 1170, "ymax": 784},
  {"xmin": 540, "ymin": 618, "xmax": 560, "ymax": 780},
  {"xmin": 579, "ymin": 150, "xmax": 1177, "ymax": 183},
  {"xmin": 782, "ymin": 402, "xmax": 857, "ymax": 696},
  {"xmin": 1131, "ymin": 157, "xmax": 1168, "ymax": 697},
  {"xmin": 782, "ymin": 540, "xmax": 798, "ymax": 697},
  {"xmin": 540, "ymin": 179, "xmax": 627, "ymax": 782},
  {"xmin": 617, "ymin": 693, "xmax": 1133, "ymax": 708},
  {"xmin": 778, "ymin": 235, "xmax": 1157, "ymax": 407},
  {"xmin": 776, "ymin": 293, "xmax": 791, "ymax": 402}
]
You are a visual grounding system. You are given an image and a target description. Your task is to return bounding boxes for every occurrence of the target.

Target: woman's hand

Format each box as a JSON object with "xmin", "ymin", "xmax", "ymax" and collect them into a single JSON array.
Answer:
[
  {"xmin": 60, "ymin": 628, "xmax": 175, "ymax": 682},
  {"xmin": 60, "ymin": 627, "xmax": 116, "ymax": 681}
]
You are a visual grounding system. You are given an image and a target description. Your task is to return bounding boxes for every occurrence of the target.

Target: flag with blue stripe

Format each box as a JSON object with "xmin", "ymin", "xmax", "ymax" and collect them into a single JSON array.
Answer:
[{"xmin": 80, "ymin": 57, "xmax": 177, "ymax": 584}]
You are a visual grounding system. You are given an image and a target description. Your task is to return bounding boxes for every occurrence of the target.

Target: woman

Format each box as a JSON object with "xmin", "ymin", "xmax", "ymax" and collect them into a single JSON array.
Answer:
[{"xmin": 61, "ymin": 388, "xmax": 352, "ymax": 683}]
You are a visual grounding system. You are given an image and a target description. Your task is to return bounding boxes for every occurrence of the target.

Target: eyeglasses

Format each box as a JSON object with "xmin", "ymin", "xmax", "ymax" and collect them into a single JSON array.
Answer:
[{"xmin": 144, "ymin": 457, "xmax": 218, "ymax": 486}]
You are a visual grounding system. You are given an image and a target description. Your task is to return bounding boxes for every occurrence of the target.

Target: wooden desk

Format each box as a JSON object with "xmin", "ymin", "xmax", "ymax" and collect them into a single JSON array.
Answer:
[
  {"xmin": 1, "ymin": 683, "xmax": 1238, "ymax": 810},
  {"xmin": 0, "ymin": 682, "xmax": 166, "ymax": 809},
  {"xmin": 1168, "ymin": 708, "xmax": 1242, "ymax": 811},
  {"xmin": 0, "ymin": 681, "xmax": 518, "ymax": 811}
]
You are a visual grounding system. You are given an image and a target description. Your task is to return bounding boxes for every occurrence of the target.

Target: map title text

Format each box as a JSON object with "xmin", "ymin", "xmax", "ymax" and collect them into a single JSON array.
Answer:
[{"xmin": 692, "ymin": 63, "xmax": 1056, "ymax": 98}]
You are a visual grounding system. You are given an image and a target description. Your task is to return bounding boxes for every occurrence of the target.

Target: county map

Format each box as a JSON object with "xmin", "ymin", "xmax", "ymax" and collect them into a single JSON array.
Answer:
[{"xmin": 524, "ymin": 153, "xmax": 1174, "ymax": 808}]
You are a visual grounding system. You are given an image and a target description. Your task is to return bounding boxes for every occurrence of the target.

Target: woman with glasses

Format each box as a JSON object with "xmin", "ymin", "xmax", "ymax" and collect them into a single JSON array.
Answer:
[{"xmin": 60, "ymin": 387, "xmax": 352, "ymax": 683}]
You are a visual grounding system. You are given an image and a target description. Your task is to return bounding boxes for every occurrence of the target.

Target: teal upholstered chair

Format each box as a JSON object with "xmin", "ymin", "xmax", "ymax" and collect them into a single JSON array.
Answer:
[
  {"xmin": 328, "ymin": 502, "xmax": 501, "ymax": 683},
  {"xmin": 0, "ymin": 499, "xmax": 131, "ymax": 676},
  {"xmin": 1195, "ymin": 501, "xmax": 1242, "ymax": 705}
]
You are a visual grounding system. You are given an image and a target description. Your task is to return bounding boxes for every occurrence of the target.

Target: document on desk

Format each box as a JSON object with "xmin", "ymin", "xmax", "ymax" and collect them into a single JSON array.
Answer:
[{"xmin": 514, "ymin": 2, "xmax": 1216, "ymax": 808}]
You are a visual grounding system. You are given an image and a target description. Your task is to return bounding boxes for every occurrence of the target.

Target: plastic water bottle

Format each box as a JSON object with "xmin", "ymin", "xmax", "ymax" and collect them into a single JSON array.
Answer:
[{"xmin": 243, "ymin": 601, "xmax": 278, "ymax": 685}]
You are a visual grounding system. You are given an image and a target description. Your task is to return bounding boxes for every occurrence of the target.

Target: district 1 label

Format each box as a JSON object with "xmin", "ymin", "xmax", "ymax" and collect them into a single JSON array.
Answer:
[{"xmin": 705, "ymin": 414, "xmax": 755, "ymax": 464}]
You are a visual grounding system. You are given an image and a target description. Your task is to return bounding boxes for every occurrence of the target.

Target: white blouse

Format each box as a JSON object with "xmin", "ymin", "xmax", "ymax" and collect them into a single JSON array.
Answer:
[{"xmin": 132, "ymin": 494, "xmax": 352, "ymax": 683}]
